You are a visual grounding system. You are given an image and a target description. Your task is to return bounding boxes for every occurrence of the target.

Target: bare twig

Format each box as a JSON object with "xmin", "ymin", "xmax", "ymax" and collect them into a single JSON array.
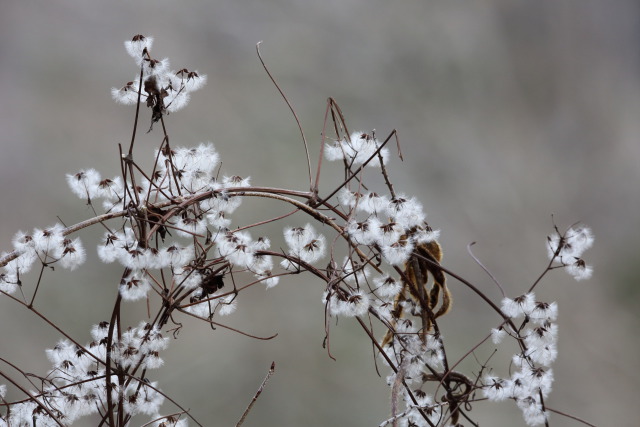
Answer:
[
  {"xmin": 256, "ymin": 42, "xmax": 312, "ymax": 189},
  {"xmin": 467, "ymin": 242, "xmax": 506, "ymax": 298},
  {"xmin": 235, "ymin": 362, "xmax": 276, "ymax": 427}
]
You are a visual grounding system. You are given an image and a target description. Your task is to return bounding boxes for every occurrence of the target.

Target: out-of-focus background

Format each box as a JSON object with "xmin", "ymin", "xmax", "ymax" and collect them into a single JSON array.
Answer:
[{"xmin": 1, "ymin": 1, "xmax": 638, "ymax": 426}]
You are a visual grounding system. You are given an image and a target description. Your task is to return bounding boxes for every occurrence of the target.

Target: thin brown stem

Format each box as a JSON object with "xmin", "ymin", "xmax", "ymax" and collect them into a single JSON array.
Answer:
[
  {"xmin": 235, "ymin": 362, "xmax": 275, "ymax": 427},
  {"xmin": 467, "ymin": 242, "xmax": 506, "ymax": 298},
  {"xmin": 256, "ymin": 42, "xmax": 311, "ymax": 189}
]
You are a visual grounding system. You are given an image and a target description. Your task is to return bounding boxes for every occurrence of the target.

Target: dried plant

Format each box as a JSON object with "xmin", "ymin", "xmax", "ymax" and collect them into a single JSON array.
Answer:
[{"xmin": 0, "ymin": 35, "xmax": 596, "ymax": 427}]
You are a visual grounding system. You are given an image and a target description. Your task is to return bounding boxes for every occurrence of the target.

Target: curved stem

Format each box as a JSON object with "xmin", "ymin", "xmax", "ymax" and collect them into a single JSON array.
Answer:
[
  {"xmin": 256, "ymin": 42, "xmax": 311, "ymax": 189},
  {"xmin": 467, "ymin": 242, "xmax": 506, "ymax": 298}
]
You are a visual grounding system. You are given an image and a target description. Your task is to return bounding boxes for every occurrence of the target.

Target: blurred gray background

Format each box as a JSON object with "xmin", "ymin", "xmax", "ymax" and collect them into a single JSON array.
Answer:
[{"xmin": 1, "ymin": 1, "xmax": 638, "ymax": 426}]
